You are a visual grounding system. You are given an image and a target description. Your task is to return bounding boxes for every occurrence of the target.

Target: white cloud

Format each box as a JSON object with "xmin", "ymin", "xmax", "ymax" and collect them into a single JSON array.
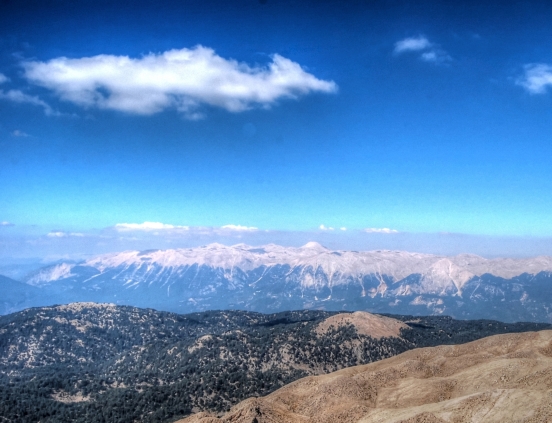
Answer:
[
  {"xmin": 114, "ymin": 222, "xmax": 189, "ymax": 231},
  {"xmin": 420, "ymin": 50, "xmax": 451, "ymax": 63},
  {"xmin": 11, "ymin": 129, "xmax": 29, "ymax": 137},
  {"xmin": 111, "ymin": 222, "xmax": 258, "ymax": 236},
  {"xmin": 0, "ymin": 89, "xmax": 59, "ymax": 116},
  {"xmin": 394, "ymin": 36, "xmax": 432, "ymax": 53},
  {"xmin": 47, "ymin": 231, "xmax": 85, "ymax": 238},
  {"xmin": 0, "ymin": 73, "xmax": 8, "ymax": 84},
  {"xmin": 23, "ymin": 46, "xmax": 337, "ymax": 117},
  {"xmin": 394, "ymin": 36, "xmax": 450, "ymax": 64},
  {"xmin": 364, "ymin": 228, "xmax": 399, "ymax": 234},
  {"xmin": 517, "ymin": 64, "xmax": 552, "ymax": 94},
  {"xmin": 340, "ymin": 227, "xmax": 347, "ymax": 231},
  {"xmin": 420, "ymin": 51, "xmax": 438, "ymax": 62},
  {"xmin": 319, "ymin": 224, "xmax": 334, "ymax": 231},
  {"xmin": 0, "ymin": 221, "xmax": 14, "ymax": 226},
  {"xmin": 221, "ymin": 224, "xmax": 258, "ymax": 231}
]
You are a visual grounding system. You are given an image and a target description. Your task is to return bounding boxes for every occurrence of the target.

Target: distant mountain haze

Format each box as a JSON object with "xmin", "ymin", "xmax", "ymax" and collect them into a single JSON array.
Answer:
[
  {"xmin": 0, "ymin": 274, "xmax": 42, "ymax": 314},
  {"xmin": 2, "ymin": 242, "xmax": 552, "ymax": 322}
]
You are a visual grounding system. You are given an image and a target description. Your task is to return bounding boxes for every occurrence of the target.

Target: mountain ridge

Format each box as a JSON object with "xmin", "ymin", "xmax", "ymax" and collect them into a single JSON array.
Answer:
[
  {"xmin": 25, "ymin": 243, "xmax": 552, "ymax": 288},
  {"xmin": 3, "ymin": 243, "xmax": 552, "ymax": 322},
  {"xmin": 178, "ymin": 329, "xmax": 552, "ymax": 423},
  {"xmin": 1, "ymin": 303, "xmax": 551, "ymax": 423}
]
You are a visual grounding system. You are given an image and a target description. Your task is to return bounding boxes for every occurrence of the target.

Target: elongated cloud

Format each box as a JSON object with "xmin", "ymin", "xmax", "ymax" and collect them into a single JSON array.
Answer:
[
  {"xmin": 221, "ymin": 224, "xmax": 258, "ymax": 231},
  {"xmin": 1, "ymin": 221, "xmax": 14, "ymax": 226},
  {"xmin": 22, "ymin": 46, "xmax": 337, "ymax": 117},
  {"xmin": 517, "ymin": 64, "xmax": 552, "ymax": 94},
  {"xmin": 364, "ymin": 228, "xmax": 399, "ymax": 234},
  {"xmin": 394, "ymin": 36, "xmax": 432, "ymax": 53},
  {"xmin": 115, "ymin": 222, "xmax": 189, "ymax": 231},
  {"xmin": 0, "ymin": 89, "xmax": 58, "ymax": 116},
  {"xmin": 47, "ymin": 231, "xmax": 85, "ymax": 237},
  {"xmin": 112, "ymin": 222, "xmax": 260, "ymax": 235},
  {"xmin": 12, "ymin": 130, "xmax": 30, "ymax": 137}
]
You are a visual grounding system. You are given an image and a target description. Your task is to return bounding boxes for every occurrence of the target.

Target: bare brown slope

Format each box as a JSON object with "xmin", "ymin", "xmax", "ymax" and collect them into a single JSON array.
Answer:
[
  {"xmin": 178, "ymin": 330, "xmax": 552, "ymax": 423},
  {"xmin": 315, "ymin": 311, "xmax": 407, "ymax": 339}
]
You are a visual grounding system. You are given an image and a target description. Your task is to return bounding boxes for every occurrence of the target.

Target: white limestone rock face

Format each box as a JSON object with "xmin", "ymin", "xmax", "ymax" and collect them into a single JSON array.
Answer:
[
  {"xmin": 9, "ymin": 243, "xmax": 552, "ymax": 322},
  {"xmin": 27, "ymin": 243, "xmax": 552, "ymax": 290}
]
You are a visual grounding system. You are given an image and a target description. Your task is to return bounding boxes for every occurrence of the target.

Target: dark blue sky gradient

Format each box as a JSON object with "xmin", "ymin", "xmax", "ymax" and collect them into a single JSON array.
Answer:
[{"xmin": 1, "ymin": 0, "xmax": 552, "ymax": 250}]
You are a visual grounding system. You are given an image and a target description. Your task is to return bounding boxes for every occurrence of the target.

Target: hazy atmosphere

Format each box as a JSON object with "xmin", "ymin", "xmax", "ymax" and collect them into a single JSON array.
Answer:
[
  {"xmin": 3, "ymin": 4, "xmax": 552, "ymax": 422},
  {"xmin": 1, "ymin": 0, "xmax": 552, "ymax": 260}
]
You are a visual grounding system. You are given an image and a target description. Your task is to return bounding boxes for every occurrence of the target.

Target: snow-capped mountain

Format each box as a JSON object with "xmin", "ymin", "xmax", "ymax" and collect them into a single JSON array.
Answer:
[{"xmin": 7, "ymin": 242, "xmax": 552, "ymax": 322}]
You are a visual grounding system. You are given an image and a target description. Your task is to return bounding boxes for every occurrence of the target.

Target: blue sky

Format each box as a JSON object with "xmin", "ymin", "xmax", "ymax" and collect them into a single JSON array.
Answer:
[{"xmin": 1, "ymin": 0, "xmax": 552, "ymax": 259}]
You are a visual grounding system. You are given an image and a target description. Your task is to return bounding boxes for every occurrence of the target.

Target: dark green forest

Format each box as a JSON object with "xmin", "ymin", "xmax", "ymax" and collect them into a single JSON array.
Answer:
[{"xmin": 0, "ymin": 303, "xmax": 550, "ymax": 423}]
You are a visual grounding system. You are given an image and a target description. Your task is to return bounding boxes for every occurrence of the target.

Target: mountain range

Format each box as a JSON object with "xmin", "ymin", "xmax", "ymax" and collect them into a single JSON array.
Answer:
[{"xmin": 3, "ymin": 242, "xmax": 552, "ymax": 322}]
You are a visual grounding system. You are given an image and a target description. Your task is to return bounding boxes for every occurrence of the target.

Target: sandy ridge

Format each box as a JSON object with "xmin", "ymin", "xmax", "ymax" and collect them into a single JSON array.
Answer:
[{"xmin": 315, "ymin": 311, "xmax": 408, "ymax": 339}]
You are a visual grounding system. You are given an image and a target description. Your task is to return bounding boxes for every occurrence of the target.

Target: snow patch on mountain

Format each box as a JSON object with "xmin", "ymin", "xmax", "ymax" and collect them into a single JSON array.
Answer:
[
  {"xmin": 22, "ymin": 243, "xmax": 552, "ymax": 296},
  {"xmin": 26, "ymin": 263, "xmax": 75, "ymax": 286}
]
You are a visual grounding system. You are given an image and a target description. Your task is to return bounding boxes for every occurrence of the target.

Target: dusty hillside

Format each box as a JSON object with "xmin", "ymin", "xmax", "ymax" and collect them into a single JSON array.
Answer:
[
  {"xmin": 179, "ymin": 330, "xmax": 552, "ymax": 423},
  {"xmin": 2, "ymin": 304, "xmax": 550, "ymax": 423},
  {"xmin": 316, "ymin": 311, "xmax": 408, "ymax": 339}
]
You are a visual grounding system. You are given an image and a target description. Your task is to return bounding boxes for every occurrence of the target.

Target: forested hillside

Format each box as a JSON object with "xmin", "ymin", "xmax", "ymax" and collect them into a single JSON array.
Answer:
[{"xmin": 0, "ymin": 303, "xmax": 550, "ymax": 423}]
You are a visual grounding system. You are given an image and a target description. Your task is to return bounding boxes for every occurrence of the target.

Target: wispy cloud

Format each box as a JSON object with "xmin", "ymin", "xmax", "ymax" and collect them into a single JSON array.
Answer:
[
  {"xmin": 114, "ymin": 222, "xmax": 189, "ymax": 231},
  {"xmin": 364, "ymin": 227, "xmax": 399, "ymax": 234},
  {"xmin": 6, "ymin": 228, "xmax": 552, "ymax": 260},
  {"xmin": 394, "ymin": 36, "xmax": 451, "ymax": 64},
  {"xmin": 1, "ymin": 221, "xmax": 14, "ymax": 226},
  {"xmin": 0, "ymin": 73, "xmax": 8, "ymax": 84},
  {"xmin": 517, "ymin": 63, "xmax": 552, "ymax": 94},
  {"xmin": 22, "ymin": 46, "xmax": 337, "ymax": 118},
  {"xmin": 0, "ymin": 89, "xmax": 59, "ymax": 116},
  {"xmin": 11, "ymin": 129, "xmax": 30, "ymax": 137},
  {"xmin": 110, "ymin": 222, "xmax": 264, "ymax": 237},
  {"xmin": 220, "ymin": 224, "xmax": 258, "ymax": 231},
  {"xmin": 394, "ymin": 36, "xmax": 432, "ymax": 53},
  {"xmin": 47, "ymin": 231, "xmax": 85, "ymax": 237}
]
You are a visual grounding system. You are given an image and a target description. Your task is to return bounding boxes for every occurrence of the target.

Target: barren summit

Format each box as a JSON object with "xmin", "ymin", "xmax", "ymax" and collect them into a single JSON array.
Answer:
[
  {"xmin": 315, "ymin": 311, "xmax": 407, "ymax": 339},
  {"xmin": 179, "ymin": 330, "xmax": 552, "ymax": 423}
]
